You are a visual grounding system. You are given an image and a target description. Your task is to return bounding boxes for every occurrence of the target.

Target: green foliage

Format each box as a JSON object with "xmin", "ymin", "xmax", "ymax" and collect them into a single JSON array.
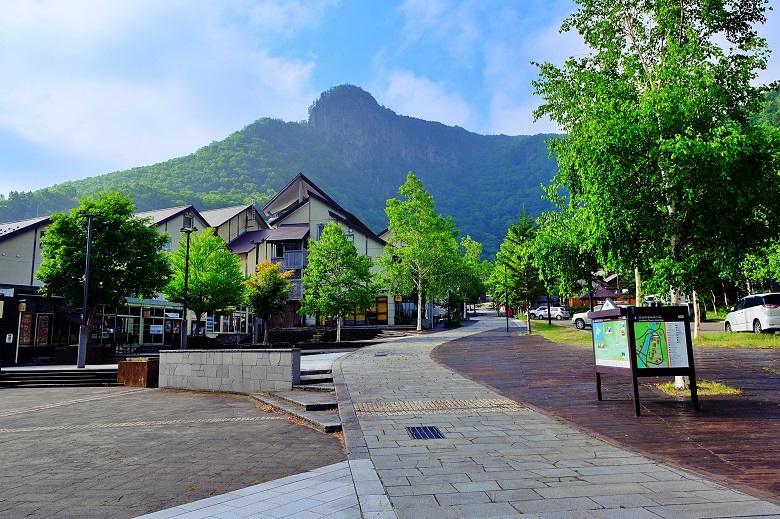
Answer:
[
  {"xmin": 244, "ymin": 260, "xmax": 294, "ymax": 344},
  {"xmin": 37, "ymin": 192, "xmax": 171, "ymax": 342},
  {"xmin": 163, "ymin": 227, "xmax": 245, "ymax": 331},
  {"xmin": 532, "ymin": 0, "xmax": 780, "ymax": 299},
  {"xmin": 379, "ymin": 172, "xmax": 462, "ymax": 330},
  {"xmin": 300, "ymin": 222, "xmax": 377, "ymax": 342},
  {"xmin": 0, "ymin": 86, "xmax": 559, "ymax": 259},
  {"xmin": 752, "ymin": 89, "xmax": 780, "ymax": 129},
  {"xmin": 491, "ymin": 211, "xmax": 545, "ymax": 331}
]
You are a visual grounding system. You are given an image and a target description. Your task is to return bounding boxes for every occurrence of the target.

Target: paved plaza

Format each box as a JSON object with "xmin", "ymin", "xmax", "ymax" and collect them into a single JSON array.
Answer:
[
  {"xmin": 2, "ymin": 313, "xmax": 780, "ymax": 518},
  {"xmin": 0, "ymin": 386, "xmax": 346, "ymax": 518}
]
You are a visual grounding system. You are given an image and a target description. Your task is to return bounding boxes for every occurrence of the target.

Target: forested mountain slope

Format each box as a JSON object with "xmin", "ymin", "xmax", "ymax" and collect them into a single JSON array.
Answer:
[{"xmin": 0, "ymin": 85, "xmax": 560, "ymax": 257}]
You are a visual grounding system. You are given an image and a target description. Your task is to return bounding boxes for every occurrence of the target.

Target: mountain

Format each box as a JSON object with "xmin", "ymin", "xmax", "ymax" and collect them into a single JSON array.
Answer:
[{"xmin": 0, "ymin": 85, "xmax": 560, "ymax": 258}]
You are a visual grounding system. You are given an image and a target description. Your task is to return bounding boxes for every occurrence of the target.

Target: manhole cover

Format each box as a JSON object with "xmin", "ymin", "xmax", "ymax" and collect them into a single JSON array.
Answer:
[{"xmin": 407, "ymin": 426, "xmax": 445, "ymax": 440}]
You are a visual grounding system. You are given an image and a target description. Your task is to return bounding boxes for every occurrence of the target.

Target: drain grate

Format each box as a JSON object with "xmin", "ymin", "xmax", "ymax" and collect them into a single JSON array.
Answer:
[{"xmin": 407, "ymin": 426, "xmax": 445, "ymax": 440}]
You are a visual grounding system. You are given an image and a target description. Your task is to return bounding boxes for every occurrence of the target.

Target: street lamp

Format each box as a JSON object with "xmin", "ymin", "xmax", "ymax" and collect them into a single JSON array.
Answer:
[
  {"xmin": 180, "ymin": 223, "xmax": 197, "ymax": 350},
  {"xmin": 504, "ymin": 263, "xmax": 509, "ymax": 333},
  {"xmin": 77, "ymin": 211, "xmax": 97, "ymax": 368}
]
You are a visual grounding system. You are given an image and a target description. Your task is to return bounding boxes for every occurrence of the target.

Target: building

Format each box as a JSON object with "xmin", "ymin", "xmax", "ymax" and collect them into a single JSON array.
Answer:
[{"xmin": 0, "ymin": 173, "xmax": 394, "ymax": 366}]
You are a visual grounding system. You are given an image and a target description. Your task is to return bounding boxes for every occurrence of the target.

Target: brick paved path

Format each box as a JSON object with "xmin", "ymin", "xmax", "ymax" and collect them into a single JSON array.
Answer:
[{"xmin": 433, "ymin": 321, "xmax": 780, "ymax": 505}]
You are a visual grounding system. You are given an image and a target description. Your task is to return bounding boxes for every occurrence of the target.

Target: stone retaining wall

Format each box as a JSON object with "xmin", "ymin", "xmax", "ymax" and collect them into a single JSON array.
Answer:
[{"xmin": 158, "ymin": 349, "xmax": 301, "ymax": 393}]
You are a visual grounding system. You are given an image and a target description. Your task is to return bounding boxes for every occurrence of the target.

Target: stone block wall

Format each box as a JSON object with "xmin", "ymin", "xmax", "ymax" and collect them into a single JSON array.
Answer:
[{"xmin": 158, "ymin": 349, "xmax": 301, "ymax": 393}]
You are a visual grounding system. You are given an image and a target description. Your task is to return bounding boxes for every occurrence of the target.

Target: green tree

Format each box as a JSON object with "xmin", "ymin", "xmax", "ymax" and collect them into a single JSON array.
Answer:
[
  {"xmin": 533, "ymin": 207, "xmax": 601, "ymax": 309},
  {"xmin": 37, "ymin": 192, "xmax": 171, "ymax": 345},
  {"xmin": 299, "ymin": 222, "xmax": 377, "ymax": 342},
  {"xmin": 458, "ymin": 235, "xmax": 490, "ymax": 319},
  {"xmin": 244, "ymin": 260, "xmax": 294, "ymax": 344},
  {"xmin": 379, "ymin": 172, "xmax": 461, "ymax": 331},
  {"xmin": 532, "ymin": 0, "xmax": 780, "ymax": 336},
  {"xmin": 163, "ymin": 227, "xmax": 245, "ymax": 335},
  {"xmin": 498, "ymin": 212, "xmax": 545, "ymax": 333}
]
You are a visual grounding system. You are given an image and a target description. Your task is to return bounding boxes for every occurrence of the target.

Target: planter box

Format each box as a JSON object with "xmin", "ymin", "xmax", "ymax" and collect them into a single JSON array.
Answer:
[{"xmin": 117, "ymin": 357, "xmax": 159, "ymax": 388}]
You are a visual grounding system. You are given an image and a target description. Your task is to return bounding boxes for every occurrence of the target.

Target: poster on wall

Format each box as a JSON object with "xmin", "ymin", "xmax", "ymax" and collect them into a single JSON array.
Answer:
[
  {"xmin": 36, "ymin": 314, "xmax": 51, "ymax": 345},
  {"xmin": 19, "ymin": 313, "xmax": 33, "ymax": 345}
]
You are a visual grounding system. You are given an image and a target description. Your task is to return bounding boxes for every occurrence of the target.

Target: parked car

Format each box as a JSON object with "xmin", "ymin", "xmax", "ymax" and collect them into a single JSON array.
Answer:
[
  {"xmin": 528, "ymin": 306, "xmax": 570, "ymax": 320},
  {"xmin": 573, "ymin": 304, "xmax": 603, "ymax": 329},
  {"xmin": 724, "ymin": 293, "xmax": 780, "ymax": 333}
]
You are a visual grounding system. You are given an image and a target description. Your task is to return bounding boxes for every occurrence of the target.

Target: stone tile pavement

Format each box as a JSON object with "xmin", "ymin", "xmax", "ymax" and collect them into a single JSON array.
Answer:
[
  {"xmin": 6, "ymin": 316, "xmax": 780, "ymax": 518},
  {"xmin": 154, "ymin": 315, "xmax": 780, "ymax": 517}
]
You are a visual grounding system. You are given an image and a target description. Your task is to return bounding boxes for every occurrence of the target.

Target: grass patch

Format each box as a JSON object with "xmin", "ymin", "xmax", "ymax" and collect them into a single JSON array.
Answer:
[
  {"xmin": 692, "ymin": 331, "xmax": 780, "ymax": 348},
  {"xmin": 656, "ymin": 380, "xmax": 741, "ymax": 397},
  {"xmin": 763, "ymin": 367, "xmax": 780, "ymax": 375},
  {"xmin": 522, "ymin": 322, "xmax": 591, "ymax": 345},
  {"xmin": 527, "ymin": 320, "xmax": 780, "ymax": 348}
]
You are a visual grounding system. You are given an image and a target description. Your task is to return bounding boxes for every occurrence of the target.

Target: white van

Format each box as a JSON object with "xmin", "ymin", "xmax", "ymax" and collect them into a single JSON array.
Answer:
[{"xmin": 724, "ymin": 293, "xmax": 780, "ymax": 333}]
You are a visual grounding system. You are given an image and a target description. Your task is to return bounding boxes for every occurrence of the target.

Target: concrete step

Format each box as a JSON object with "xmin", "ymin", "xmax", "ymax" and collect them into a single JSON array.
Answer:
[
  {"xmin": 251, "ymin": 392, "xmax": 341, "ymax": 433},
  {"xmin": 293, "ymin": 383, "xmax": 335, "ymax": 392},
  {"xmin": 267, "ymin": 390, "xmax": 337, "ymax": 411},
  {"xmin": 0, "ymin": 369, "xmax": 119, "ymax": 388},
  {"xmin": 299, "ymin": 372, "xmax": 334, "ymax": 385}
]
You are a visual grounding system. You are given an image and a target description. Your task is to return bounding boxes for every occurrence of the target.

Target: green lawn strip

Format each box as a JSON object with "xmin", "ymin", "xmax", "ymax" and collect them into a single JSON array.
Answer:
[
  {"xmin": 763, "ymin": 367, "xmax": 780, "ymax": 375},
  {"xmin": 521, "ymin": 322, "xmax": 591, "ymax": 345},
  {"xmin": 526, "ymin": 321, "xmax": 780, "ymax": 349},
  {"xmin": 691, "ymin": 331, "xmax": 780, "ymax": 348},
  {"xmin": 655, "ymin": 380, "xmax": 741, "ymax": 397}
]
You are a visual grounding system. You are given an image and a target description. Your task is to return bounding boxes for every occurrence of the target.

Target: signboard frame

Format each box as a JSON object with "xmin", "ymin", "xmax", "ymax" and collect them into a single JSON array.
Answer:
[{"xmin": 590, "ymin": 303, "xmax": 699, "ymax": 416}]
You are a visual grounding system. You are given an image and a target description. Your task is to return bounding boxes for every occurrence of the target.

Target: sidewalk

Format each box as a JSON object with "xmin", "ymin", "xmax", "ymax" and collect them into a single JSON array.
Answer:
[{"xmin": 142, "ymin": 315, "xmax": 780, "ymax": 518}]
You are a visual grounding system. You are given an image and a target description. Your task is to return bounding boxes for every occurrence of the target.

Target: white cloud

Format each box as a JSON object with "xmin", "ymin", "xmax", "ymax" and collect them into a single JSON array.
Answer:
[
  {"xmin": 0, "ymin": 0, "xmax": 323, "ymax": 188},
  {"xmin": 379, "ymin": 71, "xmax": 475, "ymax": 129}
]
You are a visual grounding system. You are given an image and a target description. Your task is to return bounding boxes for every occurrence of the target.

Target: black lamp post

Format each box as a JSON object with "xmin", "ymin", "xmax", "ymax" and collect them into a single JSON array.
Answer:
[
  {"xmin": 504, "ymin": 263, "xmax": 509, "ymax": 333},
  {"xmin": 180, "ymin": 224, "xmax": 197, "ymax": 350},
  {"xmin": 77, "ymin": 211, "xmax": 97, "ymax": 368}
]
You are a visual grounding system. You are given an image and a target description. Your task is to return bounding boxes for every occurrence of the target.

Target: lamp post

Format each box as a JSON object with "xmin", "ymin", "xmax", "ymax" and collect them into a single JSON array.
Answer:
[
  {"xmin": 180, "ymin": 224, "xmax": 197, "ymax": 350},
  {"xmin": 504, "ymin": 263, "xmax": 509, "ymax": 332},
  {"xmin": 77, "ymin": 211, "xmax": 97, "ymax": 368}
]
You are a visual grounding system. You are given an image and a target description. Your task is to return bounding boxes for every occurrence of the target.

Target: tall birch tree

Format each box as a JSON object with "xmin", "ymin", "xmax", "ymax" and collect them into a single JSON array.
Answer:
[
  {"xmin": 379, "ymin": 172, "xmax": 461, "ymax": 331},
  {"xmin": 533, "ymin": 0, "xmax": 780, "ymax": 334}
]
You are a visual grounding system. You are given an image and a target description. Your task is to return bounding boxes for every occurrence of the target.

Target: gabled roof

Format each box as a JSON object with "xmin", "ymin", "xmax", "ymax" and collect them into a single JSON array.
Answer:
[
  {"xmin": 134, "ymin": 205, "xmax": 205, "ymax": 227},
  {"xmin": 226, "ymin": 225, "xmax": 310, "ymax": 254},
  {"xmin": 328, "ymin": 211, "xmax": 385, "ymax": 245},
  {"xmin": 199, "ymin": 204, "xmax": 268, "ymax": 229},
  {"xmin": 226, "ymin": 229, "xmax": 273, "ymax": 254},
  {"xmin": 0, "ymin": 216, "xmax": 50, "ymax": 242},
  {"xmin": 263, "ymin": 174, "xmax": 383, "ymax": 241},
  {"xmin": 262, "ymin": 172, "xmax": 346, "ymax": 221}
]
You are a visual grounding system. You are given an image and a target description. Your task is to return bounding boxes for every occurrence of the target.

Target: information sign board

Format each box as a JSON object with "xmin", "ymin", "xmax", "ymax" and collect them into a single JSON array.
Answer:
[{"xmin": 589, "ymin": 302, "xmax": 698, "ymax": 416}]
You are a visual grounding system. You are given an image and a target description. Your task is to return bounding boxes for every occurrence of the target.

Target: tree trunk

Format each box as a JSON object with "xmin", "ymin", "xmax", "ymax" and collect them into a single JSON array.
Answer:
[
  {"xmin": 263, "ymin": 314, "xmax": 270, "ymax": 345},
  {"xmin": 525, "ymin": 299, "xmax": 532, "ymax": 335},
  {"xmin": 692, "ymin": 290, "xmax": 700, "ymax": 339},
  {"xmin": 336, "ymin": 314, "xmax": 342, "ymax": 343},
  {"xmin": 634, "ymin": 266, "xmax": 642, "ymax": 306},
  {"xmin": 711, "ymin": 290, "xmax": 718, "ymax": 316},
  {"xmin": 416, "ymin": 290, "xmax": 424, "ymax": 331}
]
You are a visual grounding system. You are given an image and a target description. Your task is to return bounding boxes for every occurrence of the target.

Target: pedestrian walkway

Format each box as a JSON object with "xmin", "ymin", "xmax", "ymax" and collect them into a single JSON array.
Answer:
[{"xmin": 140, "ymin": 314, "xmax": 780, "ymax": 518}]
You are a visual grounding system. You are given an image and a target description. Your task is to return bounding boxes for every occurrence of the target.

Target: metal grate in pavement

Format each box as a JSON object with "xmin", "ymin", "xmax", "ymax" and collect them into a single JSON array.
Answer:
[
  {"xmin": 407, "ymin": 426, "xmax": 445, "ymax": 440},
  {"xmin": 353, "ymin": 398, "xmax": 526, "ymax": 417}
]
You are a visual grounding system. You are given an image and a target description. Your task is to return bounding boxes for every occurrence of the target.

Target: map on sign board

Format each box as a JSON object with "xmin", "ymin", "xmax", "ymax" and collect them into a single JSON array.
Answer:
[
  {"xmin": 592, "ymin": 318, "xmax": 630, "ymax": 368},
  {"xmin": 633, "ymin": 320, "xmax": 689, "ymax": 368}
]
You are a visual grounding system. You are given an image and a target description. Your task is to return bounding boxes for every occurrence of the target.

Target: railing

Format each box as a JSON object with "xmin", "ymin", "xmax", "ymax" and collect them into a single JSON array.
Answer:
[
  {"xmin": 289, "ymin": 280, "xmax": 303, "ymax": 300},
  {"xmin": 272, "ymin": 251, "xmax": 306, "ymax": 271}
]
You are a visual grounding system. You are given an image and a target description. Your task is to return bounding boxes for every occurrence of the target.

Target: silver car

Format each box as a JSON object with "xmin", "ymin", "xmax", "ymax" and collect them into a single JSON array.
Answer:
[
  {"xmin": 528, "ymin": 306, "xmax": 570, "ymax": 320},
  {"xmin": 724, "ymin": 293, "xmax": 780, "ymax": 333}
]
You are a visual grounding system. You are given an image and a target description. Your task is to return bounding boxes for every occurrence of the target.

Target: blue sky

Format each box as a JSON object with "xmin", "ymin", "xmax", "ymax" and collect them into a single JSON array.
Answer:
[{"xmin": 1, "ymin": 0, "xmax": 778, "ymax": 195}]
